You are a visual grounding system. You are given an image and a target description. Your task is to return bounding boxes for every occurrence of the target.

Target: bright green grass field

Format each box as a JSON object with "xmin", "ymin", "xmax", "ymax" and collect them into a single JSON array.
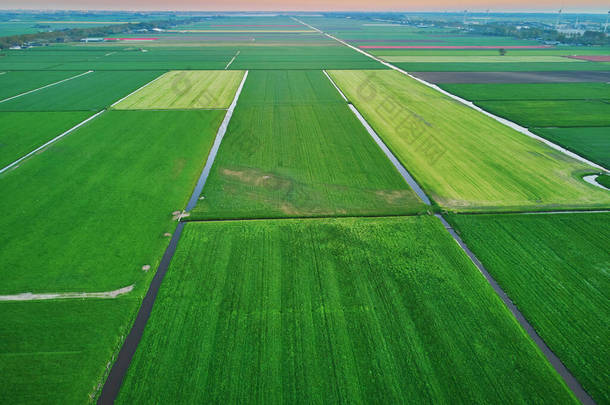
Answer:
[
  {"xmin": 447, "ymin": 213, "xmax": 610, "ymax": 404},
  {"xmin": 113, "ymin": 70, "xmax": 244, "ymax": 110},
  {"xmin": 0, "ymin": 110, "xmax": 224, "ymax": 294},
  {"xmin": 0, "ymin": 70, "xmax": 163, "ymax": 111},
  {"xmin": 532, "ymin": 127, "xmax": 610, "ymax": 169},
  {"xmin": 0, "ymin": 70, "xmax": 85, "ymax": 100},
  {"xmin": 328, "ymin": 70, "xmax": 610, "ymax": 212},
  {"xmin": 190, "ymin": 70, "xmax": 424, "ymax": 220},
  {"xmin": 0, "ymin": 298, "xmax": 138, "ymax": 403},
  {"xmin": 117, "ymin": 216, "xmax": 575, "ymax": 404},
  {"xmin": 0, "ymin": 111, "xmax": 92, "ymax": 168},
  {"xmin": 380, "ymin": 55, "xmax": 585, "ymax": 63},
  {"xmin": 476, "ymin": 100, "xmax": 610, "ymax": 127},
  {"xmin": 439, "ymin": 82, "xmax": 610, "ymax": 101}
]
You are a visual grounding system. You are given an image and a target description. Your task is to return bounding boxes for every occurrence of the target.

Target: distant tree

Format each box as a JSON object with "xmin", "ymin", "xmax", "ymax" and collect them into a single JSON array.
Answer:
[{"xmin": 499, "ymin": 48, "xmax": 507, "ymax": 56}]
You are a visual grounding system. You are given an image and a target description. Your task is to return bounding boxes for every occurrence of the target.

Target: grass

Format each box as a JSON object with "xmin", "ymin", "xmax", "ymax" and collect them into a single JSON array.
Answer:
[
  {"xmin": 0, "ymin": 298, "xmax": 138, "ymax": 403},
  {"xmin": 0, "ymin": 111, "xmax": 93, "ymax": 168},
  {"xmin": 447, "ymin": 213, "xmax": 610, "ymax": 404},
  {"xmin": 117, "ymin": 216, "xmax": 576, "ymax": 404},
  {"xmin": 598, "ymin": 174, "xmax": 610, "ymax": 188},
  {"xmin": 0, "ymin": 71, "xmax": 163, "ymax": 111},
  {"xmin": 439, "ymin": 82, "xmax": 610, "ymax": 101},
  {"xmin": 0, "ymin": 110, "xmax": 224, "ymax": 294},
  {"xmin": 190, "ymin": 70, "xmax": 424, "ymax": 220},
  {"xmin": 380, "ymin": 55, "xmax": 585, "ymax": 63},
  {"xmin": 112, "ymin": 70, "xmax": 244, "ymax": 110},
  {"xmin": 0, "ymin": 70, "xmax": 85, "ymax": 101},
  {"xmin": 327, "ymin": 69, "xmax": 610, "ymax": 211},
  {"xmin": 531, "ymin": 127, "xmax": 610, "ymax": 168},
  {"xmin": 477, "ymin": 100, "xmax": 610, "ymax": 127}
]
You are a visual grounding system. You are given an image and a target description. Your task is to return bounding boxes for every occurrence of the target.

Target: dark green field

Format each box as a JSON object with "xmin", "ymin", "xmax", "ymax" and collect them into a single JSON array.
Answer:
[
  {"xmin": 0, "ymin": 298, "xmax": 138, "ymax": 403},
  {"xmin": 394, "ymin": 61, "xmax": 610, "ymax": 72},
  {"xmin": 190, "ymin": 70, "xmax": 424, "ymax": 220},
  {"xmin": 0, "ymin": 111, "xmax": 92, "ymax": 167},
  {"xmin": 439, "ymin": 82, "xmax": 610, "ymax": 101},
  {"xmin": 532, "ymin": 127, "xmax": 610, "ymax": 168},
  {"xmin": 0, "ymin": 70, "xmax": 85, "ymax": 100},
  {"xmin": 0, "ymin": 70, "xmax": 163, "ymax": 111},
  {"xmin": 448, "ymin": 213, "xmax": 610, "ymax": 404},
  {"xmin": 476, "ymin": 99, "xmax": 610, "ymax": 127},
  {"xmin": 0, "ymin": 110, "xmax": 223, "ymax": 294},
  {"xmin": 117, "ymin": 216, "xmax": 575, "ymax": 404}
]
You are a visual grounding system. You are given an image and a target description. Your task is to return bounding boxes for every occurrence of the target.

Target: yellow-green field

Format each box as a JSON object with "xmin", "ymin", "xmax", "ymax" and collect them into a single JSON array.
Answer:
[
  {"xmin": 112, "ymin": 70, "xmax": 244, "ymax": 110},
  {"xmin": 328, "ymin": 70, "xmax": 610, "ymax": 212}
]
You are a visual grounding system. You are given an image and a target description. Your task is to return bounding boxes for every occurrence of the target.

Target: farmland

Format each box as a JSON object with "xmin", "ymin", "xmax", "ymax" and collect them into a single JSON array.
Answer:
[
  {"xmin": 0, "ymin": 110, "xmax": 224, "ymax": 294},
  {"xmin": 531, "ymin": 127, "xmax": 610, "ymax": 168},
  {"xmin": 190, "ymin": 70, "xmax": 424, "ymax": 220},
  {"xmin": 327, "ymin": 69, "xmax": 610, "ymax": 211},
  {"xmin": 447, "ymin": 213, "xmax": 610, "ymax": 404},
  {"xmin": 438, "ymin": 82, "xmax": 610, "ymax": 101},
  {"xmin": 113, "ymin": 70, "xmax": 244, "ymax": 110},
  {"xmin": 1, "ymin": 10, "xmax": 609, "ymax": 405},
  {"xmin": 117, "ymin": 217, "xmax": 575, "ymax": 404},
  {"xmin": 0, "ymin": 111, "xmax": 92, "ymax": 167},
  {"xmin": 0, "ymin": 70, "xmax": 163, "ymax": 111},
  {"xmin": 475, "ymin": 100, "xmax": 610, "ymax": 127}
]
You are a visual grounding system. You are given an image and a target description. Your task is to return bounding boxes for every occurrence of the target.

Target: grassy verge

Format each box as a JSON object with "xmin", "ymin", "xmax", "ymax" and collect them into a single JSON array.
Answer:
[
  {"xmin": 447, "ymin": 213, "xmax": 610, "ymax": 404},
  {"xmin": 117, "ymin": 216, "xmax": 576, "ymax": 404}
]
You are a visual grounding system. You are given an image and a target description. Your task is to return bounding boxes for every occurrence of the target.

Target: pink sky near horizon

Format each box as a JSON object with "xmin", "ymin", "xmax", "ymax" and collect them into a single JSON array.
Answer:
[{"xmin": 1, "ymin": 0, "xmax": 608, "ymax": 13}]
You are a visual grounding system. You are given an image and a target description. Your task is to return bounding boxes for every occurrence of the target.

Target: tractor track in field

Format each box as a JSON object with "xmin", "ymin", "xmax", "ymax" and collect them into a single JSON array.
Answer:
[
  {"xmin": 97, "ymin": 70, "xmax": 249, "ymax": 405},
  {"xmin": 294, "ymin": 17, "xmax": 597, "ymax": 405}
]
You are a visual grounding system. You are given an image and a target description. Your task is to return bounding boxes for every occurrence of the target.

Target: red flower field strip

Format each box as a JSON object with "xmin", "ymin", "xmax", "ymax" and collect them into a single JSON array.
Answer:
[{"xmin": 359, "ymin": 45, "xmax": 553, "ymax": 49}]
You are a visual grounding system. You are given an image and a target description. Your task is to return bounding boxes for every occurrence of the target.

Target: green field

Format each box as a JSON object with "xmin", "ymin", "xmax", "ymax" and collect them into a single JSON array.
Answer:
[
  {"xmin": 439, "ymin": 82, "xmax": 610, "ymax": 101},
  {"xmin": 447, "ymin": 213, "xmax": 610, "ymax": 404},
  {"xmin": 328, "ymin": 69, "xmax": 610, "ymax": 211},
  {"xmin": 190, "ymin": 70, "xmax": 424, "ymax": 220},
  {"xmin": 112, "ymin": 70, "xmax": 244, "ymax": 110},
  {"xmin": 380, "ymin": 55, "xmax": 586, "ymax": 63},
  {"xmin": 0, "ymin": 71, "xmax": 163, "ymax": 111},
  {"xmin": 0, "ymin": 70, "xmax": 85, "ymax": 100},
  {"xmin": 477, "ymin": 99, "xmax": 610, "ymax": 127},
  {"xmin": 0, "ymin": 110, "xmax": 224, "ymax": 294},
  {"xmin": 117, "ymin": 216, "xmax": 575, "ymax": 404},
  {"xmin": 0, "ymin": 111, "xmax": 92, "ymax": 168},
  {"xmin": 393, "ymin": 61, "xmax": 610, "ymax": 72},
  {"xmin": 0, "ymin": 298, "xmax": 138, "ymax": 403},
  {"xmin": 531, "ymin": 127, "xmax": 610, "ymax": 168},
  {"xmin": 598, "ymin": 174, "xmax": 610, "ymax": 188}
]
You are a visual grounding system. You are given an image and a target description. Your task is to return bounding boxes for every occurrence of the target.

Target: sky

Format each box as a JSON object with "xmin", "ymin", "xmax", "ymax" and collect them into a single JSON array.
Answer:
[{"xmin": 1, "ymin": 0, "xmax": 608, "ymax": 13}]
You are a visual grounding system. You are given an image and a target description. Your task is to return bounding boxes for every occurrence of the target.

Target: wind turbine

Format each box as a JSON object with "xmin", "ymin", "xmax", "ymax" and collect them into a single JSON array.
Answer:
[
  {"xmin": 555, "ymin": 8, "xmax": 562, "ymax": 30},
  {"xmin": 463, "ymin": 10, "xmax": 468, "ymax": 25},
  {"xmin": 605, "ymin": 10, "xmax": 609, "ymax": 33}
]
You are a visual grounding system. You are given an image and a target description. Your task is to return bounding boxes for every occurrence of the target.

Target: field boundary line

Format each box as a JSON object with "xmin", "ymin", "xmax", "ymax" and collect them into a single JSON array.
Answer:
[
  {"xmin": 0, "ymin": 285, "xmax": 134, "ymax": 301},
  {"xmin": 98, "ymin": 70, "xmax": 250, "ymax": 404},
  {"xmin": 323, "ymin": 70, "xmax": 432, "ymax": 205},
  {"xmin": 0, "ymin": 70, "xmax": 93, "ymax": 104},
  {"xmin": 185, "ymin": 70, "xmax": 249, "ymax": 211},
  {"xmin": 435, "ymin": 213, "xmax": 595, "ymax": 405},
  {"xmin": 109, "ymin": 72, "xmax": 167, "ymax": 108},
  {"xmin": 292, "ymin": 17, "xmax": 608, "ymax": 173},
  {"xmin": 0, "ymin": 110, "xmax": 105, "ymax": 175},
  {"xmin": 225, "ymin": 50, "xmax": 241, "ymax": 70},
  {"xmin": 184, "ymin": 212, "xmax": 425, "ymax": 223}
]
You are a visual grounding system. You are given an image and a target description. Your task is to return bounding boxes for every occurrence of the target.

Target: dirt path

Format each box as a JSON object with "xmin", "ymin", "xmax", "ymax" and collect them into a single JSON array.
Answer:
[
  {"xmin": 0, "ymin": 70, "xmax": 93, "ymax": 104},
  {"xmin": 0, "ymin": 285, "xmax": 133, "ymax": 301},
  {"xmin": 225, "ymin": 50, "xmax": 241, "ymax": 70},
  {"xmin": 584, "ymin": 175, "xmax": 610, "ymax": 191}
]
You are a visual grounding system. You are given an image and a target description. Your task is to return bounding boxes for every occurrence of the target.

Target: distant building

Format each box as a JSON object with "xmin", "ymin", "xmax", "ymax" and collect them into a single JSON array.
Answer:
[{"xmin": 557, "ymin": 28, "xmax": 586, "ymax": 37}]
